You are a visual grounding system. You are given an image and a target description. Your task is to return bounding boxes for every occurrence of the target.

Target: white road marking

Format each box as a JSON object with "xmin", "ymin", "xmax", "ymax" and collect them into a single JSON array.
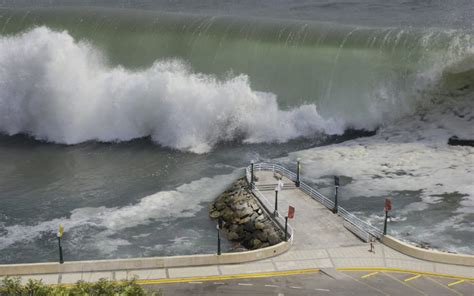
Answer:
[
  {"xmin": 213, "ymin": 282, "xmax": 225, "ymax": 285},
  {"xmin": 264, "ymin": 284, "xmax": 279, "ymax": 288},
  {"xmin": 238, "ymin": 283, "xmax": 253, "ymax": 286},
  {"xmin": 315, "ymin": 288, "xmax": 330, "ymax": 292},
  {"xmin": 188, "ymin": 281, "xmax": 203, "ymax": 284},
  {"xmin": 290, "ymin": 286, "xmax": 302, "ymax": 289}
]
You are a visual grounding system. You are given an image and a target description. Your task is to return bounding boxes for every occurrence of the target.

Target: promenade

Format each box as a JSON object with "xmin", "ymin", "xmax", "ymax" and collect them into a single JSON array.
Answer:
[{"xmin": 1, "ymin": 168, "xmax": 472, "ymax": 291}]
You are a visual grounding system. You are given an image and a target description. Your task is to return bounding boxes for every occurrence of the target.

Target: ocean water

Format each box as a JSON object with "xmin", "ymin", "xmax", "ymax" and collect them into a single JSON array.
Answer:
[{"xmin": 0, "ymin": 1, "xmax": 473, "ymax": 263}]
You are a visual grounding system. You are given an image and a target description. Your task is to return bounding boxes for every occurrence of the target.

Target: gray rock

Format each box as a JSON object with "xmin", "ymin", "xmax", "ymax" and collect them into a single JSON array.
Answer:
[
  {"xmin": 210, "ymin": 211, "xmax": 221, "ymax": 219},
  {"xmin": 215, "ymin": 201, "xmax": 226, "ymax": 211},
  {"xmin": 237, "ymin": 207, "xmax": 253, "ymax": 218},
  {"xmin": 238, "ymin": 216, "xmax": 251, "ymax": 224},
  {"xmin": 244, "ymin": 221, "xmax": 256, "ymax": 232},
  {"xmin": 254, "ymin": 221, "xmax": 265, "ymax": 230},
  {"xmin": 249, "ymin": 201, "xmax": 259, "ymax": 211},
  {"xmin": 251, "ymin": 239, "xmax": 262, "ymax": 249},
  {"xmin": 222, "ymin": 208, "xmax": 233, "ymax": 221},
  {"xmin": 233, "ymin": 202, "xmax": 247, "ymax": 211},
  {"xmin": 227, "ymin": 231, "xmax": 239, "ymax": 241},
  {"xmin": 255, "ymin": 230, "xmax": 267, "ymax": 242},
  {"xmin": 268, "ymin": 232, "xmax": 281, "ymax": 245}
]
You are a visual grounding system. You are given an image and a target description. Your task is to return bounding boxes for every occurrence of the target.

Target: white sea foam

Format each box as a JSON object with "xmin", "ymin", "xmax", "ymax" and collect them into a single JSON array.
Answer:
[
  {"xmin": 287, "ymin": 94, "xmax": 474, "ymax": 253},
  {"xmin": 0, "ymin": 27, "xmax": 345, "ymax": 153},
  {"xmin": 0, "ymin": 171, "xmax": 239, "ymax": 251},
  {"xmin": 290, "ymin": 94, "xmax": 474, "ymax": 201}
]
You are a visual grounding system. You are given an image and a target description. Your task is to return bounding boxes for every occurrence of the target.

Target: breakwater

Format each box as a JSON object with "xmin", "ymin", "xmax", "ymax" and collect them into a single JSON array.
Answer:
[{"xmin": 209, "ymin": 178, "xmax": 284, "ymax": 250}]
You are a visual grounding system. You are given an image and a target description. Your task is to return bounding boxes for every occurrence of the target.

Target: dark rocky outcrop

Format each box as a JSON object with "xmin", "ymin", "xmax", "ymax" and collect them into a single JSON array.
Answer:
[
  {"xmin": 448, "ymin": 136, "xmax": 474, "ymax": 147},
  {"xmin": 208, "ymin": 178, "xmax": 284, "ymax": 250}
]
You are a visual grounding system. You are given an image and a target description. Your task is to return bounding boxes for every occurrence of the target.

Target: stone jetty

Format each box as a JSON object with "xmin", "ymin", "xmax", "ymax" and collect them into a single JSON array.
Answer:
[{"xmin": 208, "ymin": 178, "xmax": 284, "ymax": 250}]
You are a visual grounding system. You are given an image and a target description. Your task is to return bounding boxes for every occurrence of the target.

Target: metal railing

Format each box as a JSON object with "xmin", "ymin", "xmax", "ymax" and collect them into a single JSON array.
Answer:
[
  {"xmin": 245, "ymin": 164, "xmax": 295, "ymax": 243},
  {"xmin": 246, "ymin": 162, "xmax": 383, "ymax": 240}
]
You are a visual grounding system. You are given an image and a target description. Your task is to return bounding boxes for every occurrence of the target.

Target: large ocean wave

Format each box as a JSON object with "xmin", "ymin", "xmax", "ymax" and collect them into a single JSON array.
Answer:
[
  {"xmin": 0, "ymin": 27, "xmax": 345, "ymax": 153},
  {"xmin": 0, "ymin": 8, "xmax": 473, "ymax": 153}
]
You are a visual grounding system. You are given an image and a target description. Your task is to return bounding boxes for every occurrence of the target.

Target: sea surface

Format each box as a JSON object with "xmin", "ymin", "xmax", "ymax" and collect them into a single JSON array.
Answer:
[{"xmin": 0, "ymin": 0, "xmax": 473, "ymax": 263}]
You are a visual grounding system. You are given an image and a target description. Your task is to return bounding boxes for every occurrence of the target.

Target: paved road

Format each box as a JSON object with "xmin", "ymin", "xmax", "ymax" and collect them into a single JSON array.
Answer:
[{"xmin": 145, "ymin": 270, "xmax": 474, "ymax": 296}]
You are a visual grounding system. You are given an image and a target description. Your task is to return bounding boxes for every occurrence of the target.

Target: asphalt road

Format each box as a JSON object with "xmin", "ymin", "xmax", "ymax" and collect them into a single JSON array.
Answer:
[{"xmin": 144, "ymin": 270, "xmax": 473, "ymax": 296}]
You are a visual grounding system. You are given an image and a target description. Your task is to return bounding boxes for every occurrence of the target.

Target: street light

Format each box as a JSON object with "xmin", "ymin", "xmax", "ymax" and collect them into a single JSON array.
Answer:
[
  {"xmin": 250, "ymin": 160, "xmax": 255, "ymax": 185},
  {"xmin": 295, "ymin": 158, "xmax": 301, "ymax": 187},
  {"xmin": 333, "ymin": 176, "xmax": 340, "ymax": 214},
  {"xmin": 383, "ymin": 198, "xmax": 392, "ymax": 235},
  {"xmin": 217, "ymin": 217, "xmax": 223, "ymax": 255},
  {"xmin": 57, "ymin": 224, "xmax": 64, "ymax": 264}
]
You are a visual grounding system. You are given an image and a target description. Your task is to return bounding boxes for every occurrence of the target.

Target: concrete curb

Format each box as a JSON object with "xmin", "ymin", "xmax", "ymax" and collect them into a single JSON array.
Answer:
[
  {"xmin": 381, "ymin": 235, "xmax": 474, "ymax": 267},
  {"xmin": 0, "ymin": 241, "xmax": 290, "ymax": 276}
]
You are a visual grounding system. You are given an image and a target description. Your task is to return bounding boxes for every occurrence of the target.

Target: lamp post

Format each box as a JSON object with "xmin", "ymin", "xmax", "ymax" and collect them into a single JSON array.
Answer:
[
  {"xmin": 57, "ymin": 224, "xmax": 64, "ymax": 264},
  {"xmin": 250, "ymin": 160, "xmax": 255, "ymax": 185},
  {"xmin": 383, "ymin": 198, "xmax": 392, "ymax": 235},
  {"xmin": 217, "ymin": 218, "xmax": 223, "ymax": 255},
  {"xmin": 295, "ymin": 158, "xmax": 301, "ymax": 187},
  {"xmin": 274, "ymin": 189, "xmax": 278, "ymax": 217},
  {"xmin": 333, "ymin": 176, "xmax": 340, "ymax": 214}
]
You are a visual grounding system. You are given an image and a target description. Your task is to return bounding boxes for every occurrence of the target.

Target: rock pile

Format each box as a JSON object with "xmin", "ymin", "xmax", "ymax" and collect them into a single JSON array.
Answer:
[{"xmin": 208, "ymin": 178, "xmax": 284, "ymax": 250}]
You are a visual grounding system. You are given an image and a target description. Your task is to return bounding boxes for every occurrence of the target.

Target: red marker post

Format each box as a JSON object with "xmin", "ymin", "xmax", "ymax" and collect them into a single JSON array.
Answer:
[
  {"xmin": 383, "ymin": 198, "xmax": 392, "ymax": 235},
  {"xmin": 285, "ymin": 206, "xmax": 295, "ymax": 241}
]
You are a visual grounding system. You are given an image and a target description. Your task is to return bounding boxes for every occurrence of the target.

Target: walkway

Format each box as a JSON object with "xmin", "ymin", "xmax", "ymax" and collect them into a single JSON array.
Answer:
[{"xmin": 251, "ymin": 171, "xmax": 473, "ymax": 277}]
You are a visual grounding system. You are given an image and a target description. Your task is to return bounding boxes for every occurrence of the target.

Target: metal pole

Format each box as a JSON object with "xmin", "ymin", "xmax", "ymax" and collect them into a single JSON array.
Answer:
[
  {"xmin": 383, "ymin": 210, "xmax": 388, "ymax": 235},
  {"xmin": 295, "ymin": 159, "xmax": 300, "ymax": 187},
  {"xmin": 333, "ymin": 186, "xmax": 338, "ymax": 214},
  {"xmin": 284, "ymin": 217, "xmax": 289, "ymax": 241},
  {"xmin": 217, "ymin": 225, "xmax": 221, "ymax": 255},
  {"xmin": 274, "ymin": 190, "xmax": 278, "ymax": 217},
  {"xmin": 333, "ymin": 176, "xmax": 339, "ymax": 214},
  {"xmin": 57, "ymin": 236, "xmax": 64, "ymax": 264},
  {"xmin": 250, "ymin": 162, "xmax": 254, "ymax": 185}
]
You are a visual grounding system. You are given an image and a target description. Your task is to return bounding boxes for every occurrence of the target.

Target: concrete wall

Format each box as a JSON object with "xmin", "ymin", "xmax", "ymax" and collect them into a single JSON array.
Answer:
[
  {"xmin": 0, "ymin": 241, "xmax": 290, "ymax": 276},
  {"xmin": 381, "ymin": 235, "xmax": 474, "ymax": 267}
]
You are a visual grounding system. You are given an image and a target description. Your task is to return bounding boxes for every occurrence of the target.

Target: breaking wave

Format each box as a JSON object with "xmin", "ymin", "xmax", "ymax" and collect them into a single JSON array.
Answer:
[{"xmin": 0, "ymin": 27, "xmax": 344, "ymax": 153}]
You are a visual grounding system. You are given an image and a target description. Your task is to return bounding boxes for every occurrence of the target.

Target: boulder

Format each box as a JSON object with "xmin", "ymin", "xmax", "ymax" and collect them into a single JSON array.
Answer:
[
  {"xmin": 209, "ymin": 211, "xmax": 221, "ymax": 219},
  {"xmin": 215, "ymin": 201, "xmax": 226, "ymax": 211},
  {"xmin": 238, "ymin": 216, "xmax": 251, "ymax": 224},
  {"xmin": 236, "ymin": 207, "xmax": 253, "ymax": 218},
  {"xmin": 244, "ymin": 221, "xmax": 256, "ymax": 232},
  {"xmin": 255, "ymin": 230, "xmax": 267, "ymax": 242},
  {"xmin": 268, "ymin": 232, "xmax": 281, "ymax": 245},
  {"xmin": 227, "ymin": 231, "xmax": 239, "ymax": 241},
  {"xmin": 251, "ymin": 239, "xmax": 263, "ymax": 249},
  {"xmin": 233, "ymin": 201, "xmax": 248, "ymax": 211},
  {"xmin": 222, "ymin": 208, "xmax": 234, "ymax": 221},
  {"xmin": 254, "ymin": 221, "xmax": 265, "ymax": 230}
]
